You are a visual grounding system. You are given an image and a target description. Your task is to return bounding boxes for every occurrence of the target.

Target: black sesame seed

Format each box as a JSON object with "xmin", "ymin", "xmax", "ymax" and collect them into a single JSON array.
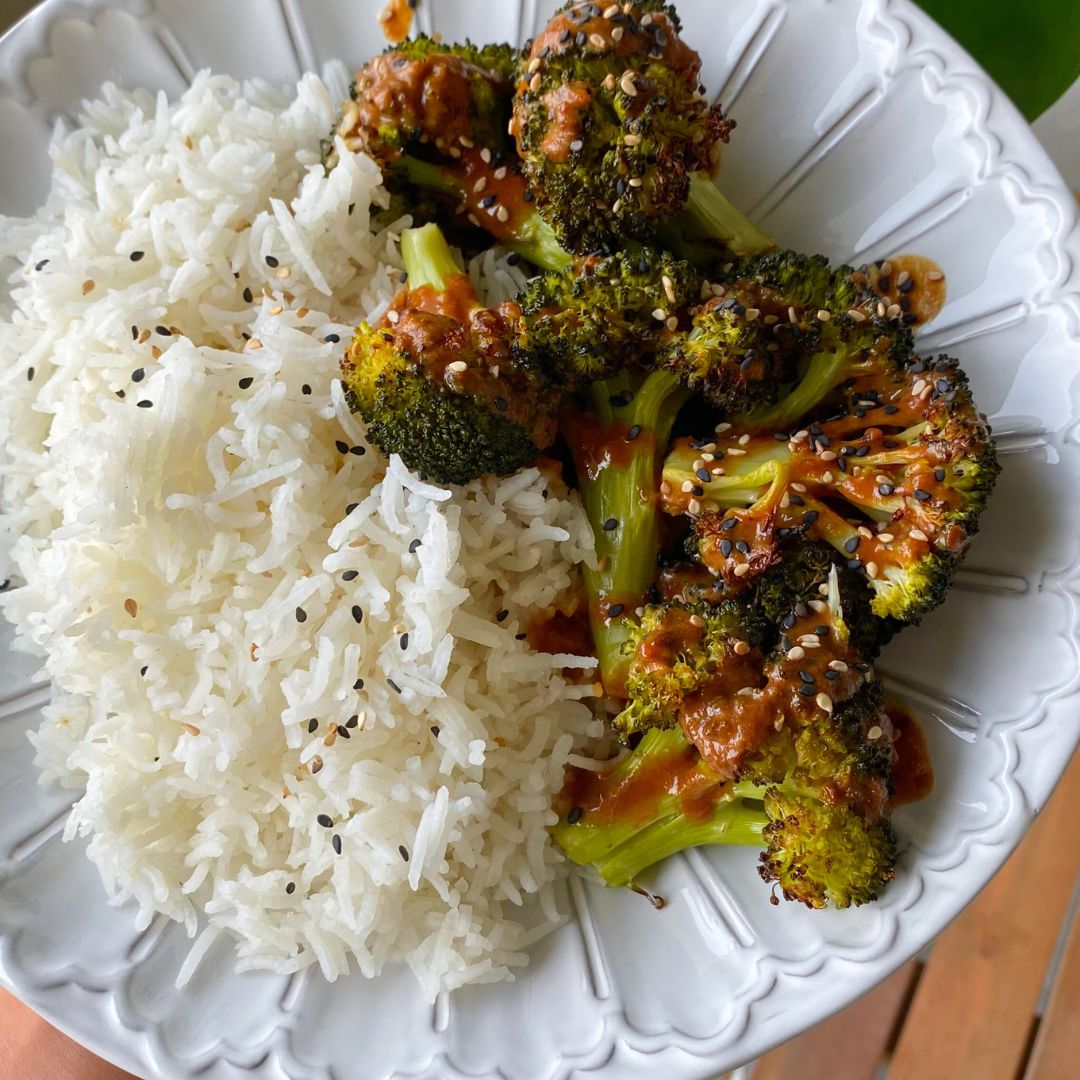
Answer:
[
  {"xmin": 346, "ymin": 714, "xmax": 359, "ymax": 728},
  {"xmin": 26, "ymin": 367, "xmax": 34, "ymax": 381},
  {"xmin": 295, "ymin": 607, "xmax": 307, "ymax": 623},
  {"xmin": 130, "ymin": 251, "xmax": 145, "ymax": 262},
  {"xmin": 349, "ymin": 202, "xmax": 356, "ymax": 215},
  {"xmin": 354, "ymin": 678, "xmax": 365, "ymax": 690},
  {"xmin": 903, "ymin": 313, "xmax": 919, "ymax": 325},
  {"xmin": 847, "ymin": 558, "xmax": 863, "ymax": 571},
  {"xmin": 116, "ymin": 389, "xmax": 126, "ymax": 398},
  {"xmin": 308, "ymin": 718, "xmax": 319, "ymax": 733},
  {"xmin": 496, "ymin": 609, "xmax": 509, "ymax": 622},
  {"xmin": 238, "ymin": 376, "xmax": 254, "ymax": 389},
  {"xmin": 626, "ymin": 424, "xmax": 641, "ymax": 441},
  {"xmin": 349, "ymin": 445, "xmax": 366, "ymax": 456},
  {"xmin": 346, "ymin": 503, "xmax": 359, "ymax": 515},
  {"xmin": 575, "ymin": 30, "xmax": 586, "ymax": 46},
  {"xmin": 136, "ymin": 399, "xmax": 153, "ymax": 408},
  {"xmin": 34, "ymin": 259, "xmax": 49, "ymax": 271},
  {"xmin": 351, "ymin": 606, "xmax": 363, "ymax": 623},
  {"xmin": 387, "ymin": 679, "xmax": 401, "ymax": 694},
  {"xmin": 802, "ymin": 510, "xmax": 819, "ymax": 526},
  {"xmin": 798, "ymin": 670, "xmax": 815, "ymax": 683},
  {"xmin": 131, "ymin": 325, "xmax": 139, "ymax": 340},
  {"xmin": 408, "ymin": 539, "xmax": 422, "ymax": 553},
  {"xmin": 797, "ymin": 683, "xmax": 816, "ymax": 697},
  {"xmin": 335, "ymin": 440, "xmax": 349, "ymax": 453},
  {"xmin": 722, "ymin": 516, "xmax": 738, "ymax": 530},
  {"xmin": 480, "ymin": 194, "xmax": 497, "ymax": 209},
  {"xmin": 843, "ymin": 536, "xmax": 859, "ymax": 553},
  {"xmin": 301, "ymin": 383, "xmax": 312, "ymax": 395},
  {"xmin": 317, "ymin": 813, "xmax": 333, "ymax": 828},
  {"xmin": 691, "ymin": 485, "xmax": 704, "ymax": 497},
  {"xmin": 523, "ymin": 190, "xmax": 534, "ymax": 203},
  {"xmin": 515, "ymin": 632, "xmax": 527, "ymax": 640},
  {"xmin": 914, "ymin": 488, "xmax": 932, "ymax": 501},
  {"xmin": 719, "ymin": 539, "xmax": 733, "ymax": 557},
  {"xmin": 431, "ymin": 725, "xmax": 440, "ymax": 737},
  {"xmin": 332, "ymin": 834, "xmax": 342, "ymax": 854},
  {"xmin": 493, "ymin": 396, "xmax": 507, "ymax": 412},
  {"xmin": 883, "ymin": 404, "xmax": 899, "ymax": 414},
  {"xmin": 286, "ymin": 881, "xmax": 296, "ymax": 894},
  {"xmin": 132, "ymin": 368, "xmax": 145, "ymax": 382},
  {"xmin": 899, "ymin": 277, "xmax": 915, "ymax": 293},
  {"xmin": 735, "ymin": 539, "xmax": 750, "ymax": 555},
  {"xmin": 265, "ymin": 255, "xmax": 279, "ymax": 268},
  {"xmin": 794, "ymin": 603, "xmax": 809, "ymax": 618},
  {"xmin": 854, "ymin": 662, "xmax": 871, "ymax": 673},
  {"xmin": 814, "ymin": 625, "xmax": 830, "ymax": 637},
  {"xmin": 337, "ymin": 724, "xmax": 351, "ymax": 739},
  {"xmin": 788, "ymin": 494, "xmax": 805, "ymax": 507},
  {"xmin": 878, "ymin": 483, "xmax": 894, "ymax": 496},
  {"xmin": 155, "ymin": 325, "xmax": 171, "ymax": 337},
  {"xmin": 400, "ymin": 632, "xmax": 409, "ymax": 649},
  {"xmin": 243, "ymin": 287, "xmax": 253, "ymax": 303},
  {"xmin": 340, "ymin": 571, "xmax": 359, "ymax": 585},
  {"xmin": 506, "ymin": 252, "xmax": 521, "ymax": 267},
  {"xmin": 608, "ymin": 603, "xmax": 624, "ymax": 617},
  {"xmin": 324, "ymin": 333, "xmax": 340, "ymax": 344},
  {"xmin": 399, "ymin": 844, "xmax": 409, "ymax": 861},
  {"xmin": 602, "ymin": 517, "xmax": 618, "ymax": 531},
  {"xmin": 567, "ymin": 807, "xmax": 583, "ymax": 824},
  {"xmin": 782, "ymin": 612, "xmax": 797, "ymax": 630},
  {"xmin": 140, "ymin": 665, "xmax": 148, "ymax": 676},
  {"xmin": 934, "ymin": 468, "xmax": 946, "ymax": 482},
  {"xmin": 696, "ymin": 467, "xmax": 710, "ymax": 483},
  {"xmin": 825, "ymin": 669, "xmax": 841, "ymax": 681}
]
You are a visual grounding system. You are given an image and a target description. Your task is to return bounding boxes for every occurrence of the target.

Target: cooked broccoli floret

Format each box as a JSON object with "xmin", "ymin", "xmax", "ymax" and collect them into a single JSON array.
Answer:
[
  {"xmin": 512, "ymin": 1, "xmax": 757, "ymax": 254},
  {"xmin": 335, "ymin": 38, "xmax": 572, "ymax": 271},
  {"xmin": 516, "ymin": 247, "xmax": 700, "ymax": 383},
  {"xmin": 615, "ymin": 599, "xmax": 765, "ymax": 736},
  {"xmin": 340, "ymin": 223, "xmax": 557, "ymax": 484},
  {"xmin": 553, "ymin": 570, "xmax": 896, "ymax": 908},
  {"xmin": 662, "ymin": 351, "xmax": 1000, "ymax": 625},
  {"xmin": 563, "ymin": 303, "xmax": 779, "ymax": 690}
]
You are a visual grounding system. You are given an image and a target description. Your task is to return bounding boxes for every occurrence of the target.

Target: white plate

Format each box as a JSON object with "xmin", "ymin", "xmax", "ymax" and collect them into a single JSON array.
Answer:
[{"xmin": 1, "ymin": 1, "xmax": 1079, "ymax": 1077}]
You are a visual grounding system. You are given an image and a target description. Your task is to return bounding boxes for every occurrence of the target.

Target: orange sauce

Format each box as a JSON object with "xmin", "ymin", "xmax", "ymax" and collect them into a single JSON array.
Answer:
[
  {"xmin": 378, "ymin": 0, "xmax": 414, "ymax": 44},
  {"xmin": 560, "ymin": 411, "xmax": 654, "ymax": 482},
  {"xmin": 527, "ymin": 607, "xmax": 594, "ymax": 657},
  {"xmin": 873, "ymin": 254, "xmax": 947, "ymax": 328},
  {"xmin": 540, "ymin": 82, "xmax": 593, "ymax": 163},
  {"xmin": 455, "ymin": 151, "xmax": 536, "ymax": 241},
  {"xmin": 887, "ymin": 701, "xmax": 934, "ymax": 805}
]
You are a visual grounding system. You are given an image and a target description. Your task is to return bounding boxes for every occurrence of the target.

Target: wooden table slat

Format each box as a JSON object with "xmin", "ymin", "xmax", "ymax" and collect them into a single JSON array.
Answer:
[{"xmin": 1025, "ymin": 889, "xmax": 1080, "ymax": 1080}]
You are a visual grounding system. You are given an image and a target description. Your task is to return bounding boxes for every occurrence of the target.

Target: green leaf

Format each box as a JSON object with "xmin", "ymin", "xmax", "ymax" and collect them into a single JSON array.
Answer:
[{"xmin": 918, "ymin": 0, "xmax": 1080, "ymax": 120}]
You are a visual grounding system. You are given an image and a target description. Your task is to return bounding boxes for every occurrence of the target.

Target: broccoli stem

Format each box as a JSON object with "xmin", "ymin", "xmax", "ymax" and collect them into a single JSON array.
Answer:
[
  {"xmin": 740, "ymin": 347, "xmax": 850, "ymax": 432},
  {"xmin": 676, "ymin": 172, "xmax": 774, "ymax": 258},
  {"xmin": 400, "ymin": 222, "xmax": 466, "ymax": 292},
  {"xmin": 573, "ymin": 368, "xmax": 693, "ymax": 693},
  {"xmin": 552, "ymin": 727, "xmax": 767, "ymax": 887},
  {"xmin": 398, "ymin": 154, "xmax": 572, "ymax": 273}
]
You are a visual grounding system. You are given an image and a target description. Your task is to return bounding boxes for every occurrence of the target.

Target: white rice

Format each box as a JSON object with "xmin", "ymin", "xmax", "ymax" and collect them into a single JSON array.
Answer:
[{"xmin": 0, "ymin": 69, "xmax": 600, "ymax": 1000}]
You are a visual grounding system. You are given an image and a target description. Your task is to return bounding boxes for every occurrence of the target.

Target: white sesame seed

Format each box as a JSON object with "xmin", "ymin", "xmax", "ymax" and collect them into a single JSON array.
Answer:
[
  {"xmin": 817, "ymin": 309, "xmax": 831, "ymax": 321},
  {"xmin": 878, "ymin": 532, "xmax": 895, "ymax": 543},
  {"xmin": 733, "ymin": 640, "xmax": 750, "ymax": 656},
  {"xmin": 788, "ymin": 306, "xmax": 798, "ymax": 323},
  {"xmin": 652, "ymin": 308, "xmax": 667, "ymax": 321},
  {"xmin": 496, "ymin": 205, "xmax": 510, "ymax": 222},
  {"xmin": 459, "ymin": 135, "xmax": 474, "ymax": 148},
  {"xmin": 877, "ymin": 302, "xmax": 887, "ymax": 317},
  {"xmin": 662, "ymin": 275, "xmax": 676, "ymax": 302},
  {"xmin": 659, "ymin": 481, "xmax": 672, "ymax": 495},
  {"xmin": 612, "ymin": 198, "xmax": 623, "ymax": 214},
  {"xmin": 912, "ymin": 378, "xmax": 927, "ymax": 396},
  {"xmin": 611, "ymin": 25, "xmax": 625, "ymax": 42},
  {"xmin": 927, "ymin": 270, "xmax": 945, "ymax": 281},
  {"xmin": 808, "ymin": 599, "xmax": 827, "ymax": 613},
  {"xmin": 447, "ymin": 360, "xmax": 468, "ymax": 373},
  {"xmin": 687, "ymin": 498, "xmax": 702, "ymax": 515},
  {"xmin": 604, "ymin": 73, "xmax": 617, "ymax": 90},
  {"xmin": 866, "ymin": 561, "xmax": 879, "ymax": 578},
  {"xmin": 858, "ymin": 526, "xmax": 874, "ymax": 539},
  {"xmin": 816, "ymin": 693, "xmax": 833, "ymax": 713},
  {"xmin": 681, "ymin": 480, "xmax": 694, "ymax": 493},
  {"xmin": 603, "ymin": 3, "xmax": 619, "ymax": 16},
  {"xmin": 738, "ymin": 686, "xmax": 756, "ymax": 696},
  {"xmin": 787, "ymin": 646, "xmax": 805, "ymax": 661},
  {"xmin": 886, "ymin": 303, "xmax": 902, "ymax": 318},
  {"xmin": 819, "ymin": 450, "xmax": 837, "ymax": 462},
  {"xmin": 744, "ymin": 307, "xmax": 760, "ymax": 321},
  {"xmin": 726, "ymin": 447, "xmax": 747, "ymax": 456},
  {"xmin": 910, "ymin": 528, "xmax": 929, "ymax": 542},
  {"xmin": 493, "ymin": 166, "xmax": 508, "ymax": 180},
  {"xmin": 620, "ymin": 73, "xmax": 638, "ymax": 96},
  {"xmin": 480, "ymin": 148, "xmax": 492, "ymax": 164},
  {"xmin": 818, "ymin": 583, "xmax": 830, "ymax": 596},
  {"xmin": 790, "ymin": 482, "xmax": 806, "ymax": 493},
  {"xmin": 897, "ymin": 270, "xmax": 911, "ymax": 286},
  {"xmin": 793, "ymin": 430, "xmax": 809, "ymax": 441},
  {"xmin": 733, "ymin": 563, "xmax": 751, "ymax": 577},
  {"xmin": 848, "ymin": 308, "xmax": 868, "ymax": 322},
  {"xmin": 589, "ymin": 33, "xmax": 607, "ymax": 49},
  {"xmin": 473, "ymin": 177, "xmax": 487, "ymax": 193},
  {"xmin": 628, "ymin": 176, "xmax": 643, "ymax": 187},
  {"xmin": 386, "ymin": 309, "xmax": 400, "ymax": 324},
  {"xmin": 527, "ymin": 57, "xmax": 541, "ymax": 73},
  {"xmin": 688, "ymin": 613, "xmax": 705, "ymax": 628},
  {"xmin": 623, "ymin": 132, "xmax": 641, "ymax": 145},
  {"xmin": 763, "ymin": 314, "xmax": 779, "ymax": 325},
  {"xmin": 529, "ymin": 72, "xmax": 542, "ymax": 92},
  {"xmin": 867, "ymin": 725, "xmax": 883, "ymax": 740},
  {"xmin": 666, "ymin": 315, "xmax": 679, "ymax": 331},
  {"xmin": 714, "ymin": 422, "xmax": 732, "ymax": 434},
  {"xmin": 828, "ymin": 659, "xmax": 848, "ymax": 672},
  {"xmin": 821, "ymin": 471, "xmax": 834, "ymax": 484}
]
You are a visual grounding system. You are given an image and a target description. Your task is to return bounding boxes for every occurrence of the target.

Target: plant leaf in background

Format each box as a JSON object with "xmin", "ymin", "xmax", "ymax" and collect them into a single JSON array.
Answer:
[{"xmin": 918, "ymin": 0, "xmax": 1080, "ymax": 120}]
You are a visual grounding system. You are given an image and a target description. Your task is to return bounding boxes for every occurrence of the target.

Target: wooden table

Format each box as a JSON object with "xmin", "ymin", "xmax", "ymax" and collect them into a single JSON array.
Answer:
[{"xmin": 3, "ymin": 747, "xmax": 1077, "ymax": 1079}]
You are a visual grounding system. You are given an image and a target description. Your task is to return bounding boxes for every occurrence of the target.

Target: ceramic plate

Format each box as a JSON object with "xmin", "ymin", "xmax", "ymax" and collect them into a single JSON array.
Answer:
[{"xmin": 1, "ymin": 1, "xmax": 1079, "ymax": 1077}]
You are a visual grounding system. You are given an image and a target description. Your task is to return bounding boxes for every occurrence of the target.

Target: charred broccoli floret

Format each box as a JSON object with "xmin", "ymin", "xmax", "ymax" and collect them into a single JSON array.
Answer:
[
  {"xmin": 662, "ymin": 351, "xmax": 1000, "ymax": 625},
  {"xmin": 516, "ymin": 247, "xmax": 700, "ymax": 382},
  {"xmin": 615, "ymin": 600, "xmax": 765, "ymax": 736},
  {"xmin": 563, "ymin": 300, "xmax": 780, "ymax": 690},
  {"xmin": 554, "ymin": 568, "xmax": 896, "ymax": 908},
  {"xmin": 512, "ymin": 1, "xmax": 764, "ymax": 254},
  {"xmin": 335, "ymin": 38, "xmax": 571, "ymax": 271},
  {"xmin": 340, "ymin": 223, "xmax": 557, "ymax": 484}
]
